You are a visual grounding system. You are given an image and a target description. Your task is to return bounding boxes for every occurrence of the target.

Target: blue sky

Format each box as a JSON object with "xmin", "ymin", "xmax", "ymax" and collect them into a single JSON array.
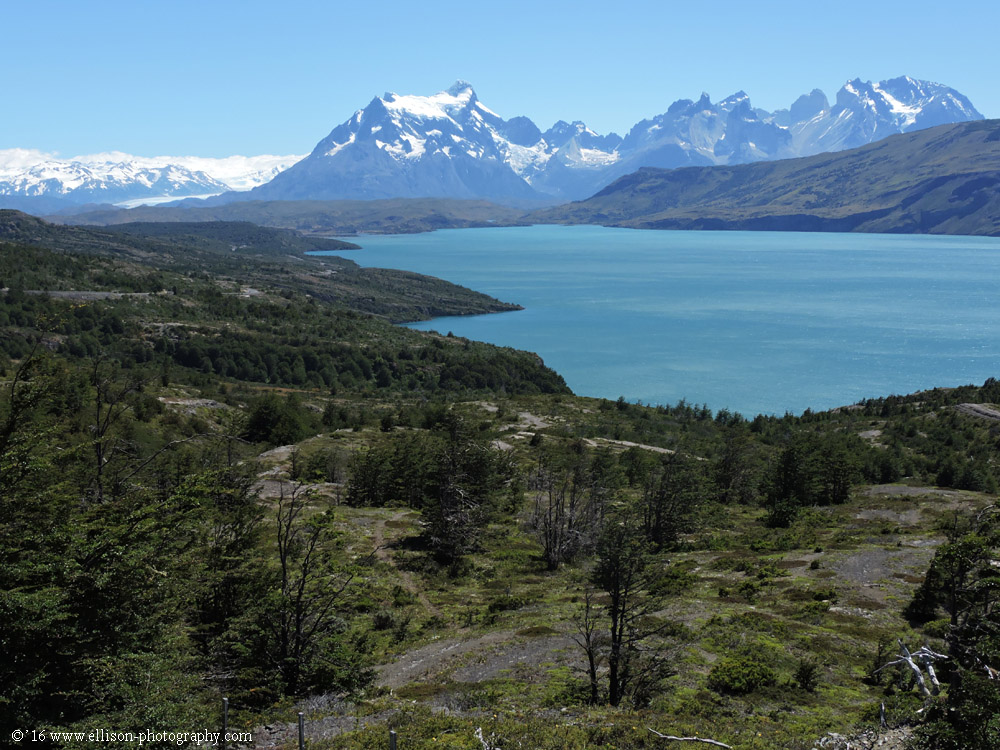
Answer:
[{"xmin": 4, "ymin": 0, "xmax": 997, "ymax": 157}]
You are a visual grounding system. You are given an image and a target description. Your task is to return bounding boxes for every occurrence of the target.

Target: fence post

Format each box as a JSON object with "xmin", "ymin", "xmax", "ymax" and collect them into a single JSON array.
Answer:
[
  {"xmin": 222, "ymin": 697, "xmax": 229, "ymax": 750},
  {"xmin": 390, "ymin": 729, "xmax": 397, "ymax": 750},
  {"xmin": 298, "ymin": 712, "xmax": 305, "ymax": 750}
]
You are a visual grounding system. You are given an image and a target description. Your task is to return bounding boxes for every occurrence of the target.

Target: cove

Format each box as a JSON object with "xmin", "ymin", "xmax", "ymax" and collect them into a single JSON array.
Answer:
[{"xmin": 314, "ymin": 225, "xmax": 1000, "ymax": 417}]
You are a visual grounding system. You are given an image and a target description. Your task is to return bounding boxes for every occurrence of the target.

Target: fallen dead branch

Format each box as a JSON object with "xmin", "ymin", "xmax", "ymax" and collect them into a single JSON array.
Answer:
[
  {"xmin": 874, "ymin": 639, "xmax": 948, "ymax": 698},
  {"xmin": 648, "ymin": 728, "xmax": 733, "ymax": 748}
]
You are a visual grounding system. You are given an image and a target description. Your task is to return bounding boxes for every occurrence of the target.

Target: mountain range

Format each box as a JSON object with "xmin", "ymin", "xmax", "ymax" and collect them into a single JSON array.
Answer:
[
  {"xmin": 231, "ymin": 76, "xmax": 982, "ymax": 204},
  {"xmin": 534, "ymin": 119, "xmax": 1000, "ymax": 236},
  {"xmin": 0, "ymin": 77, "xmax": 983, "ymax": 209},
  {"xmin": 0, "ymin": 150, "xmax": 303, "ymax": 209},
  {"xmin": 59, "ymin": 118, "xmax": 1000, "ymax": 239}
]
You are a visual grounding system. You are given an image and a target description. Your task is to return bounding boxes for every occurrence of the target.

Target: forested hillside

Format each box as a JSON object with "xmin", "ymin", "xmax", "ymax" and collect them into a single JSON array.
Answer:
[
  {"xmin": 53, "ymin": 199, "xmax": 528, "ymax": 237},
  {"xmin": 1, "ymin": 214, "xmax": 998, "ymax": 750}
]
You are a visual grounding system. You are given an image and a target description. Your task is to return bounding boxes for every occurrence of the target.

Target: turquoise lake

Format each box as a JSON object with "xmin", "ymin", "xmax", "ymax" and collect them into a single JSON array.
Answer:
[{"xmin": 315, "ymin": 225, "xmax": 1000, "ymax": 417}]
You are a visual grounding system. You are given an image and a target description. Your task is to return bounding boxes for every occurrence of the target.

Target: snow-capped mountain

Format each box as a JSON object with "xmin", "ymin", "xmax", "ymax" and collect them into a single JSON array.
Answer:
[
  {"xmin": 0, "ymin": 150, "xmax": 304, "ymax": 207},
  {"xmin": 787, "ymin": 76, "xmax": 983, "ymax": 154},
  {"xmin": 241, "ymin": 82, "xmax": 638, "ymax": 203},
  {"xmin": 2, "ymin": 77, "xmax": 982, "ymax": 209},
  {"xmin": 603, "ymin": 77, "xmax": 983, "ymax": 186},
  {"xmin": 246, "ymin": 82, "xmax": 541, "ymax": 203},
  {"xmin": 238, "ymin": 77, "xmax": 983, "ymax": 204}
]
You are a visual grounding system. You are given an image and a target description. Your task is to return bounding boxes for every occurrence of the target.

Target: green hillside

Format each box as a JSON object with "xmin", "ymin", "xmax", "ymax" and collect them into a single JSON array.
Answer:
[
  {"xmin": 0, "ymin": 210, "xmax": 526, "ymax": 322},
  {"xmin": 1, "ymin": 212, "xmax": 997, "ymax": 750},
  {"xmin": 2, "ymin": 211, "xmax": 357, "ymax": 258}
]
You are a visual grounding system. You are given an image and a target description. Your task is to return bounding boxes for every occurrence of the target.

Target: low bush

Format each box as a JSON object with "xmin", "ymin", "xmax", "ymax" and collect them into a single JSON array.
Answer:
[{"xmin": 707, "ymin": 657, "xmax": 777, "ymax": 695}]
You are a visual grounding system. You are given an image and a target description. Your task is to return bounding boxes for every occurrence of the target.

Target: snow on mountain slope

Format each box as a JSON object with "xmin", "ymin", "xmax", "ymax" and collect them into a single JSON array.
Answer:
[
  {"xmin": 0, "ymin": 148, "xmax": 58, "ymax": 176},
  {"xmin": 0, "ymin": 150, "xmax": 304, "ymax": 206},
  {"xmin": 240, "ymin": 82, "xmax": 635, "ymax": 203},
  {"xmin": 245, "ymin": 81, "xmax": 545, "ymax": 203},
  {"xmin": 787, "ymin": 77, "xmax": 984, "ymax": 155},
  {"xmin": 154, "ymin": 154, "xmax": 304, "ymax": 191},
  {"xmin": 1, "ymin": 77, "xmax": 982, "ymax": 207}
]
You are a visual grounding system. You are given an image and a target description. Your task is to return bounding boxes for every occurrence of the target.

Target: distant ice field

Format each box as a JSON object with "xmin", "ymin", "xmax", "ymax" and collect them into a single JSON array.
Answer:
[{"xmin": 314, "ymin": 225, "xmax": 1000, "ymax": 417}]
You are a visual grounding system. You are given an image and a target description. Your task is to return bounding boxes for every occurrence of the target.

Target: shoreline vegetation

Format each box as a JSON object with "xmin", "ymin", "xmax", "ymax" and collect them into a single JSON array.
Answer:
[{"xmin": 1, "ymin": 211, "xmax": 998, "ymax": 750}]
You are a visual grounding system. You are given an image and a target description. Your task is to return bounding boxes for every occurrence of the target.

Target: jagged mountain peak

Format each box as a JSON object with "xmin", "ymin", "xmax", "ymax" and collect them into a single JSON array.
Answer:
[
  {"xmin": 789, "ymin": 89, "xmax": 829, "ymax": 124},
  {"xmin": 380, "ymin": 84, "xmax": 477, "ymax": 121},
  {"xmin": 447, "ymin": 80, "xmax": 476, "ymax": 97},
  {"xmin": 720, "ymin": 90, "xmax": 750, "ymax": 105},
  {"xmin": 12, "ymin": 75, "xmax": 976, "ymax": 210},
  {"xmin": 831, "ymin": 76, "xmax": 983, "ymax": 135},
  {"xmin": 544, "ymin": 120, "xmax": 593, "ymax": 139}
]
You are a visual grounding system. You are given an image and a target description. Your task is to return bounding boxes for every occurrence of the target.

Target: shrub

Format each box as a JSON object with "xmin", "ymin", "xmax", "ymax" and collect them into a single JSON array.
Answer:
[
  {"xmin": 812, "ymin": 585, "xmax": 838, "ymax": 602},
  {"xmin": 736, "ymin": 579, "xmax": 761, "ymax": 601},
  {"xmin": 391, "ymin": 585, "xmax": 417, "ymax": 607},
  {"xmin": 487, "ymin": 594, "xmax": 529, "ymax": 613},
  {"xmin": 794, "ymin": 659, "xmax": 820, "ymax": 692},
  {"xmin": 707, "ymin": 657, "xmax": 777, "ymax": 695},
  {"xmin": 923, "ymin": 618, "xmax": 952, "ymax": 640},
  {"xmin": 650, "ymin": 562, "xmax": 698, "ymax": 596}
]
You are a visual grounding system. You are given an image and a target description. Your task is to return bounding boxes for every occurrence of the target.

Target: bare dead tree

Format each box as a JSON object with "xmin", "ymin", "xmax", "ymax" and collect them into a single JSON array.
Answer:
[
  {"xmin": 874, "ymin": 639, "xmax": 948, "ymax": 698},
  {"xmin": 530, "ymin": 461, "xmax": 610, "ymax": 570},
  {"xmin": 530, "ymin": 469, "xmax": 593, "ymax": 569}
]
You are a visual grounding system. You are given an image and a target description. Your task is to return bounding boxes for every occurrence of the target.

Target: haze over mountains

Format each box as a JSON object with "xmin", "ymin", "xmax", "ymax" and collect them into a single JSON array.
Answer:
[
  {"xmin": 0, "ymin": 151, "xmax": 303, "ymax": 210},
  {"xmin": 0, "ymin": 77, "xmax": 982, "ymax": 210}
]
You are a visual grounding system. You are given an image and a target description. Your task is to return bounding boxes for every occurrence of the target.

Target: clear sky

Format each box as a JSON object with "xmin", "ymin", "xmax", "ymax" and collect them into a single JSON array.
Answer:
[{"xmin": 4, "ymin": 0, "xmax": 997, "ymax": 158}]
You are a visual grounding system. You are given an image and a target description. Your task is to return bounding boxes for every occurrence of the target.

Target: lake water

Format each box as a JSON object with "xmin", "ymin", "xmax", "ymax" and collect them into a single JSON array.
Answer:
[{"xmin": 315, "ymin": 225, "xmax": 1000, "ymax": 417}]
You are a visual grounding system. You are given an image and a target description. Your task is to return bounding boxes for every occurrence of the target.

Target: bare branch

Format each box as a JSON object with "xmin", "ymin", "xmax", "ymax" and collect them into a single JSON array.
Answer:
[
  {"xmin": 874, "ymin": 640, "xmax": 948, "ymax": 697},
  {"xmin": 647, "ymin": 728, "xmax": 733, "ymax": 748}
]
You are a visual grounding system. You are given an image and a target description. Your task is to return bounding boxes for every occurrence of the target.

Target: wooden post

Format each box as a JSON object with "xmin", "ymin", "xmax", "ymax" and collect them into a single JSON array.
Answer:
[
  {"xmin": 298, "ymin": 712, "xmax": 305, "ymax": 750},
  {"xmin": 222, "ymin": 697, "xmax": 229, "ymax": 750},
  {"xmin": 390, "ymin": 729, "xmax": 398, "ymax": 750}
]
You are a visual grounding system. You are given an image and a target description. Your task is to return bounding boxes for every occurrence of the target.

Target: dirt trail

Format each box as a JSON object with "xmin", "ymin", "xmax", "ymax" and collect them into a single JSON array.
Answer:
[
  {"xmin": 956, "ymin": 402, "xmax": 1000, "ymax": 421},
  {"xmin": 375, "ymin": 627, "xmax": 575, "ymax": 690},
  {"xmin": 586, "ymin": 437, "xmax": 676, "ymax": 455},
  {"xmin": 376, "ymin": 629, "xmax": 516, "ymax": 689},
  {"xmin": 372, "ymin": 511, "xmax": 440, "ymax": 618},
  {"xmin": 862, "ymin": 484, "xmax": 961, "ymax": 498}
]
